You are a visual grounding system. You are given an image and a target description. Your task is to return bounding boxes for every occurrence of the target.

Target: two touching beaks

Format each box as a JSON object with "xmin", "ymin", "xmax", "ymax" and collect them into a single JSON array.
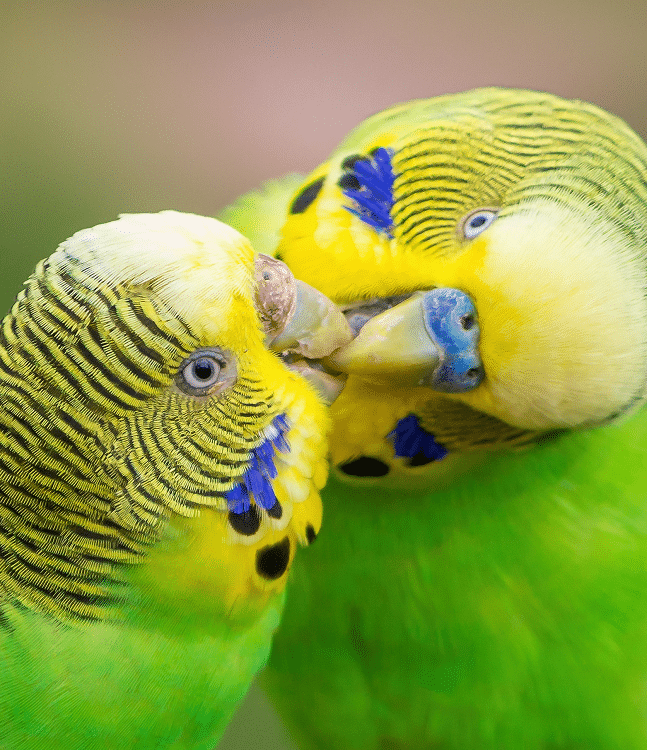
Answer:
[{"xmin": 253, "ymin": 252, "xmax": 483, "ymax": 404}]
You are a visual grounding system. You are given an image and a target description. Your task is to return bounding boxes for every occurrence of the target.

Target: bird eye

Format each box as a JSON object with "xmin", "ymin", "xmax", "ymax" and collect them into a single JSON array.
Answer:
[
  {"xmin": 175, "ymin": 348, "xmax": 236, "ymax": 397},
  {"xmin": 459, "ymin": 208, "xmax": 499, "ymax": 240},
  {"xmin": 185, "ymin": 357, "xmax": 220, "ymax": 387}
]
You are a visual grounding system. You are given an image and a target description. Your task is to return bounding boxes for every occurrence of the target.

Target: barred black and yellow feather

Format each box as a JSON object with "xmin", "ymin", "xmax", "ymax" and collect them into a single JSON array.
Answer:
[
  {"xmin": 0, "ymin": 256, "xmax": 258, "ymax": 623},
  {"xmin": 392, "ymin": 99, "xmax": 647, "ymax": 258}
]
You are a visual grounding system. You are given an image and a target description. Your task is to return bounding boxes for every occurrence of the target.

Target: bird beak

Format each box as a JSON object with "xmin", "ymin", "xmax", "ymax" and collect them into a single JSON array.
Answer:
[
  {"xmin": 268, "ymin": 278, "xmax": 354, "ymax": 359},
  {"xmin": 280, "ymin": 357, "xmax": 347, "ymax": 405},
  {"xmin": 254, "ymin": 254, "xmax": 353, "ymax": 403},
  {"xmin": 325, "ymin": 288, "xmax": 485, "ymax": 393}
]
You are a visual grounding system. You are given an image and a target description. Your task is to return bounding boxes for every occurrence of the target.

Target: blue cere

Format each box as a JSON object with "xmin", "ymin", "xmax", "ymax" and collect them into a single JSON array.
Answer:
[
  {"xmin": 422, "ymin": 288, "xmax": 484, "ymax": 393},
  {"xmin": 388, "ymin": 415, "xmax": 448, "ymax": 462},
  {"xmin": 225, "ymin": 414, "xmax": 291, "ymax": 515},
  {"xmin": 342, "ymin": 147, "xmax": 395, "ymax": 237}
]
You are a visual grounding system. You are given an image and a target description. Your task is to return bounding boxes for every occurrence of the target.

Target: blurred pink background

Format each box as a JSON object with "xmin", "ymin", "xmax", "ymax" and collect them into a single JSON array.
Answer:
[
  {"xmin": 1, "ymin": 2, "xmax": 646, "ymax": 748},
  {"xmin": 2, "ymin": 1, "xmax": 647, "ymax": 287}
]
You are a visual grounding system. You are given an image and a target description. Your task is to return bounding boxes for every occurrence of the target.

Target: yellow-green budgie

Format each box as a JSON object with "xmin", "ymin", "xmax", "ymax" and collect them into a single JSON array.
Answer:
[
  {"xmin": 0, "ymin": 210, "xmax": 345, "ymax": 749},
  {"xmin": 221, "ymin": 89, "xmax": 647, "ymax": 749}
]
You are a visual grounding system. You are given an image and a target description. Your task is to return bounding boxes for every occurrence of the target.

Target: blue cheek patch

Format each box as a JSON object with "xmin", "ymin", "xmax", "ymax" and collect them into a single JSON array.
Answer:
[
  {"xmin": 341, "ymin": 147, "xmax": 396, "ymax": 237},
  {"xmin": 422, "ymin": 289, "xmax": 484, "ymax": 393},
  {"xmin": 225, "ymin": 414, "xmax": 290, "ymax": 516},
  {"xmin": 388, "ymin": 414, "xmax": 448, "ymax": 462}
]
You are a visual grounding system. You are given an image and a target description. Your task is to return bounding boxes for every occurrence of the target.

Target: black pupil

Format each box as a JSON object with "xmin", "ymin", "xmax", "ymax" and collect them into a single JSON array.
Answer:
[
  {"xmin": 470, "ymin": 214, "xmax": 488, "ymax": 228},
  {"xmin": 193, "ymin": 358, "xmax": 214, "ymax": 380}
]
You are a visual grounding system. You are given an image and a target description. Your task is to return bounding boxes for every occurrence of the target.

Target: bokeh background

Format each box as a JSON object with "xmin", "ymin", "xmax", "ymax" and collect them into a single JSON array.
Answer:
[{"xmin": 2, "ymin": 1, "xmax": 647, "ymax": 748}]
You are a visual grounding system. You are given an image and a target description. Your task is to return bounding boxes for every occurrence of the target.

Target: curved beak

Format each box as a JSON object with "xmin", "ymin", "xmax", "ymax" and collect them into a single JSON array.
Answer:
[
  {"xmin": 268, "ymin": 279, "xmax": 353, "ymax": 359},
  {"xmin": 325, "ymin": 288, "xmax": 484, "ymax": 393},
  {"xmin": 283, "ymin": 358, "xmax": 347, "ymax": 405},
  {"xmin": 254, "ymin": 255, "xmax": 352, "ymax": 403}
]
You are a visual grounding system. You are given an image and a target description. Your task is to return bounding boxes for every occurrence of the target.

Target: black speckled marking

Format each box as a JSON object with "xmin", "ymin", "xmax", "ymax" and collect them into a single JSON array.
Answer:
[
  {"xmin": 407, "ymin": 451, "xmax": 437, "ymax": 467},
  {"xmin": 266, "ymin": 500, "xmax": 283, "ymax": 519},
  {"xmin": 341, "ymin": 154, "xmax": 366, "ymax": 170},
  {"xmin": 256, "ymin": 537, "xmax": 291, "ymax": 579},
  {"xmin": 289, "ymin": 177, "xmax": 325, "ymax": 214},
  {"xmin": 340, "ymin": 456, "xmax": 390, "ymax": 477},
  {"xmin": 228, "ymin": 505, "xmax": 261, "ymax": 536},
  {"xmin": 305, "ymin": 524, "xmax": 317, "ymax": 544},
  {"xmin": 338, "ymin": 173, "xmax": 361, "ymax": 190}
]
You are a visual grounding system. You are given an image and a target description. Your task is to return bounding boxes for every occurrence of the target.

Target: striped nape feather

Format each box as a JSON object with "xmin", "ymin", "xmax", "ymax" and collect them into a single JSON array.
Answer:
[
  {"xmin": 391, "ymin": 106, "xmax": 647, "ymax": 260},
  {"xmin": 416, "ymin": 397, "xmax": 561, "ymax": 452}
]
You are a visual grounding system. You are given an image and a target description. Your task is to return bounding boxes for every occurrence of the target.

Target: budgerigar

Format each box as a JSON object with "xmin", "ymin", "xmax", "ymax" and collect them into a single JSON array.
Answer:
[
  {"xmin": 221, "ymin": 89, "xmax": 647, "ymax": 749},
  {"xmin": 0, "ymin": 210, "xmax": 347, "ymax": 749}
]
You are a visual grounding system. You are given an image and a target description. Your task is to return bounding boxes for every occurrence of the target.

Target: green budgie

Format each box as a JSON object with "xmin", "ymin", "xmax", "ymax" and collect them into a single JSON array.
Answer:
[
  {"xmin": 0, "ymin": 210, "xmax": 348, "ymax": 749},
  {"xmin": 220, "ymin": 88, "xmax": 647, "ymax": 749}
]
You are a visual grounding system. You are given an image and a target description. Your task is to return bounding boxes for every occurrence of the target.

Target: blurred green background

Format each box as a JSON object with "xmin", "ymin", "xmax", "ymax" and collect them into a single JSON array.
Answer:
[{"xmin": 1, "ymin": 1, "xmax": 646, "ymax": 748}]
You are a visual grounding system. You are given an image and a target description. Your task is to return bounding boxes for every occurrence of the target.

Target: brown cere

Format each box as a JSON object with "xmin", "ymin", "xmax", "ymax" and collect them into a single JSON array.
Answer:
[{"xmin": 253, "ymin": 255, "xmax": 297, "ymax": 337}]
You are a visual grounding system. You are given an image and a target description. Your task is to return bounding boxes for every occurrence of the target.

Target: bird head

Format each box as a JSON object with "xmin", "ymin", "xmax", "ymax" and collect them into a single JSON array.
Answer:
[
  {"xmin": 277, "ymin": 88, "xmax": 647, "ymax": 473},
  {"xmin": 0, "ymin": 211, "xmax": 342, "ymax": 623}
]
